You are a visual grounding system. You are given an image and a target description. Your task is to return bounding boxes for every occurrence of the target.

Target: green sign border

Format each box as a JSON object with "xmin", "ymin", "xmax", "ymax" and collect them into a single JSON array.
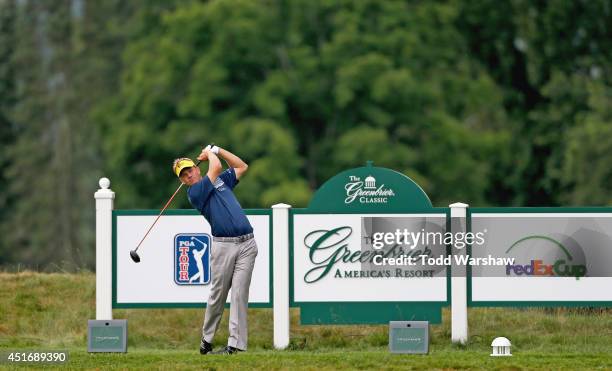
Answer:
[
  {"xmin": 300, "ymin": 302, "xmax": 442, "ymax": 325},
  {"xmin": 468, "ymin": 207, "xmax": 612, "ymax": 308},
  {"xmin": 112, "ymin": 209, "xmax": 273, "ymax": 309}
]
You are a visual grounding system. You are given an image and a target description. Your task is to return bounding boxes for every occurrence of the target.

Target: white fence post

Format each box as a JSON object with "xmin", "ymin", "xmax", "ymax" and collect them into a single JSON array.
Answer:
[
  {"xmin": 450, "ymin": 202, "xmax": 469, "ymax": 344},
  {"xmin": 272, "ymin": 203, "xmax": 291, "ymax": 349},
  {"xmin": 95, "ymin": 178, "xmax": 114, "ymax": 320}
]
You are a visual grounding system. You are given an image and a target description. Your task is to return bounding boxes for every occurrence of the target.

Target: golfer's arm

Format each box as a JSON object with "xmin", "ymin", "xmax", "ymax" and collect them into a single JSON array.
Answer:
[
  {"xmin": 218, "ymin": 148, "xmax": 248, "ymax": 179},
  {"xmin": 206, "ymin": 152, "xmax": 223, "ymax": 182}
]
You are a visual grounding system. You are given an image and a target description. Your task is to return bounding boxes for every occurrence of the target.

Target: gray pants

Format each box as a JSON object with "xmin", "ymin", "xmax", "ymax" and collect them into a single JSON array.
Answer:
[{"xmin": 202, "ymin": 237, "xmax": 258, "ymax": 350}]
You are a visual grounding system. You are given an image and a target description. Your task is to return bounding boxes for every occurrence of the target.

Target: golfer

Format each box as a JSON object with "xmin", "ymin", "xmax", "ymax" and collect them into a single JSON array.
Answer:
[{"xmin": 173, "ymin": 145, "xmax": 257, "ymax": 355}]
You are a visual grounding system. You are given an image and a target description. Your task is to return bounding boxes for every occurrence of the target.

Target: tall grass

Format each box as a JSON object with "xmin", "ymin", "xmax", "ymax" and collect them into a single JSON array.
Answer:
[{"xmin": 1, "ymin": 271, "xmax": 611, "ymax": 356}]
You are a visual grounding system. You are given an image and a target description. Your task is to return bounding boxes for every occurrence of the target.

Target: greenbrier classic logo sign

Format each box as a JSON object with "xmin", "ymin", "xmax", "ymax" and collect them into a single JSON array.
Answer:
[{"xmin": 344, "ymin": 175, "xmax": 395, "ymax": 204}]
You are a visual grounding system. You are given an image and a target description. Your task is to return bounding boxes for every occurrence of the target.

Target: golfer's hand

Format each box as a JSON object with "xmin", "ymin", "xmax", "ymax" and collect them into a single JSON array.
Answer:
[{"xmin": 197, "ymin": 147, "xmax": 210, "ymax": 161}]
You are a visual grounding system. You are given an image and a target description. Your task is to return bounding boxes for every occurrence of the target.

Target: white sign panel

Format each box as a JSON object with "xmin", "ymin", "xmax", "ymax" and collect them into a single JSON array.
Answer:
[
  {"xmin": 293, "ymin": 214, "xmax": 447, "ymax": 302},
  {"xmin": 115, "ymin": 214, "xmax": 270, "ymax": 306},
  {"xmin": 471, "ymin": 213, "xmax": 612, "ymax": 302}
]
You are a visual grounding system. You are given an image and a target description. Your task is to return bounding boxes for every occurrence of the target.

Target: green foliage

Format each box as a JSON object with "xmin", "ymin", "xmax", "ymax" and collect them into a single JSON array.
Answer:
[
  {"xmin": 1, "ymin": 0, "xmax": 611, "ymax": 269},
  {"xmin": 459, "ymin": 0, "xmax": 612, "ymax": 205},
  {"xmin": 562, "ymin": 81, "xmax": 612, "ymax": 205},
  {"xmin": 97, "ymin": 0, "xmax": 509, "ymax": 211},
  {"xmin": 0, "ymin": 1, "xmax": 151, "ymax": 269},
  {"xmin": 0, "ymin": 0, "xmax": 16, "ymax": 265},
  {"xmin": 227, "ymin": 119, "xmax": 311, "ymax": 207}
]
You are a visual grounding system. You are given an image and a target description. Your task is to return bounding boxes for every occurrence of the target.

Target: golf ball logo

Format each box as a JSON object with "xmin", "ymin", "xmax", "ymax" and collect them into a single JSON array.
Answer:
[{"xmin": 174, "ymin": 233, "xmax": 211, "ymax": 285}]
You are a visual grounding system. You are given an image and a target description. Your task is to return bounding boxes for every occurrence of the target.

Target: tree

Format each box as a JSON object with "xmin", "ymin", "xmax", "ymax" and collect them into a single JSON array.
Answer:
[
  {"xmin": 0, "ymin": 0, "xmax": 17, "ymax": 265},
  {"xmin": 457, "ymin": 0, "xmax": 612, "ymax": 205},
  {"xmin": 98, "ymin": 0, "xmax": 510, "ymax": 210},
  {"xmin": 0, "ymin": 0, "xmax": 145, "ymax": 270},
  {"xmin": 562, "ymin": 80, "xmax": 612, "ymax": 205}
]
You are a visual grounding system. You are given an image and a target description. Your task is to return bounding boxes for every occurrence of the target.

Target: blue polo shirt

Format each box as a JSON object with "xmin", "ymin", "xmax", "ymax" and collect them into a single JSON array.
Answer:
[{"xmin": 187, "ymin": 168, "xmax": 253, "ymax": 237}]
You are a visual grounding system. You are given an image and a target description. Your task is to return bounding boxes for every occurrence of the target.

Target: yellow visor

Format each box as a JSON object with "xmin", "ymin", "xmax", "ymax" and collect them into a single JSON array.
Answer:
[{"xmin": 173, "ymin": 158, "xmax": 196, "ymax": 177}]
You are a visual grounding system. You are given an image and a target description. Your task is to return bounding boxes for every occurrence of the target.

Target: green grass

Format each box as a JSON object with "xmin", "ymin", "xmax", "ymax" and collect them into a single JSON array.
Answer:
[
  {"xmin": 1, "ymin": 272, "xmax": 612, "ymax": 370},
  {"xmin": 2, "ymin": 349, "xmax": 609, "ymax": 370}
]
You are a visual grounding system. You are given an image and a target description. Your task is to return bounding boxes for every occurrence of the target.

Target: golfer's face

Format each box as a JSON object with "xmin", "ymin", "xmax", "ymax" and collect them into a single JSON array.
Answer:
[{"xmin": 180, "ymin": 166, "xmax": 200, "ymax": 186}]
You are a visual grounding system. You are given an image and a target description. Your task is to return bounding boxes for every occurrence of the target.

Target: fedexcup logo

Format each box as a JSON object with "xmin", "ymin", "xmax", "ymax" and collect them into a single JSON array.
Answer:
[
  {"xmin": 344, "ymin": 175, "xmax": 395, "ymax": 204},
  {"xmin": 174, "ymin": 233, "xmax": 211, "ymax": 285},
  {"xmin": 505, "ymin": 235, "xmax": 587, "ymax": 278}
]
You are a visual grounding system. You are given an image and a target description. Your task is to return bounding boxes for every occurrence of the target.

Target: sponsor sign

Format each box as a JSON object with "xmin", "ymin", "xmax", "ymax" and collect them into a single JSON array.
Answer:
[
  {"xmin": 293, "ymin": 214, "xmax": 448, "ymax": 303},
  {"xmin": 307, "ymin": 164, "xmax": 433, "ymax": 213},
  {"xmin": 344, "ymin": 175, "xmax": 395, "ymax": 205},
  {"xmin": 470, "ymin": 213, "xmax": 612, "ymax": 302},
  {"xmin": 294, "ymin": 164, "xmax": 448, "ymax": 324},
  {"xmin": 174, "ymin": 233, "xmax": 211, "ymax": 285},
  {"xmin": 115, "ymin": 213, "xmax": 270, "ymax": 307}
]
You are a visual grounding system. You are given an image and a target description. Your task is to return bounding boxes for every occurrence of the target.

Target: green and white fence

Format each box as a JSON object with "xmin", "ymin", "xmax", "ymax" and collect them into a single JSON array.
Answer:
[{"xmin": 94, "ymin": 164, "xmax": 612, "ymax": 349}]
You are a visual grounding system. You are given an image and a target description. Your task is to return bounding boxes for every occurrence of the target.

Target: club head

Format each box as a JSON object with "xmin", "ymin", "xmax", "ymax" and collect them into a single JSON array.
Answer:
[{"xmin": 130, "ymin": 250, "xmax": 141, "ymax": 263}]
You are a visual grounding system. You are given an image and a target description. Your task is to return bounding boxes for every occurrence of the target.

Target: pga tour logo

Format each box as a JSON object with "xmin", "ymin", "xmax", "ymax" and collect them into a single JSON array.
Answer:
[
  {"xmin": 174, "ymin": 233, "xmax": 211, "ymax": 285},
  {"xmin": 344, "ymin": 175, "xmax": 395, "ymax": 204}
]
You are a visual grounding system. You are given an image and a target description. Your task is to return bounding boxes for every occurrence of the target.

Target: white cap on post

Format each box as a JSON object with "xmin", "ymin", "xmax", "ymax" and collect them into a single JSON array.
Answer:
[
  {"xmin": 449, "ymin": 202, "xmax": 468, "ymax": 217},
  {"xmin": 272, "ymin": 203, "xmax": 292, "ymax": 209}
]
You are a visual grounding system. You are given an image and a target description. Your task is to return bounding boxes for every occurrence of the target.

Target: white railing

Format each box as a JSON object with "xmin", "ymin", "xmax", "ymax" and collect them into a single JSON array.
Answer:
[{"xmin": 95, "ymin": 177, "xmax": 470, "ymax": 346}]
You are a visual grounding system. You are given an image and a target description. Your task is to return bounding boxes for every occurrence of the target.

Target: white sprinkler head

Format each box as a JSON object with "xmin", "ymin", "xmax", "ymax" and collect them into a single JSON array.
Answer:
[{"xmin": 490, "ymin": 337, "xmax": 512, "ymax": 357}]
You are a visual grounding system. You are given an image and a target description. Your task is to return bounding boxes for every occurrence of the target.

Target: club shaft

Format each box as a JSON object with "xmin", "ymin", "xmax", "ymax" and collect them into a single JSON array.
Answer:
[
  {"xmin": 133, "ymin": 182, "xmax": 184, "ymax": 252},
  {"xmin": 131, "ymin": 157, "xmax": 202, "ymax": 256}
]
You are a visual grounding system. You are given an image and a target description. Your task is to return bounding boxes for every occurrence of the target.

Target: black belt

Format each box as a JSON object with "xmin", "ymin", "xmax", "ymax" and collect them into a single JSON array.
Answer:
[{"xmin": 212, "ymin": 233, "xmax": 254, "ymax": 243}]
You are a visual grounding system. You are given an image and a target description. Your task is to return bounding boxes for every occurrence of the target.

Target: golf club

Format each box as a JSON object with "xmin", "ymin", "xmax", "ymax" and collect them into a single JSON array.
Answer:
[{"xmin": 130, "ymin": 145, "xmax": 213, "ymax": 263}]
